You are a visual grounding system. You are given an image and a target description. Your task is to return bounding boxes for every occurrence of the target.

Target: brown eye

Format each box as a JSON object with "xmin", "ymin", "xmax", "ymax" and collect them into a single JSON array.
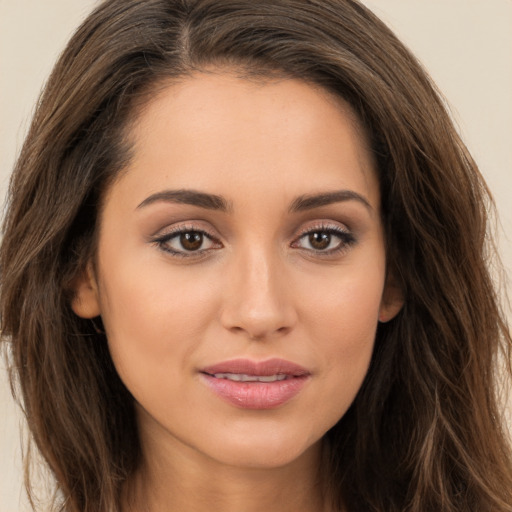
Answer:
[
  {"xmin": 308, "ymin": 232, "xmax": 331, "ymax": 250},
  {"xmin": 180, "ymin": 231, "xmax": 203, "ymax": 251},
  {"xmin": 293, "ymin": 226, "xmax": 355, "ymax": 254},
  {"xmin": 155, "ymin": 228, "xmax": 220, "ymax": 256}
]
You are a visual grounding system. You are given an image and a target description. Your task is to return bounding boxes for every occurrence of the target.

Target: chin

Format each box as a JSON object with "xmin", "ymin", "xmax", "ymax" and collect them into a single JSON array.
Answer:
[{"xmin": 198, "ymin": 422, "xmax": 324, "ymax": 470}]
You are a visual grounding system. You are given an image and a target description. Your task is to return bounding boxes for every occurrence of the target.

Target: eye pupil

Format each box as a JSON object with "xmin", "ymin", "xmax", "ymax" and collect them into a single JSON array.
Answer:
[
  {"xmin": 180, "ymin": 231, "xmax": 203, "ymax": 251},
  {"xmin": 309, "ymin": 232, "xmax": 331, "ymax": 250}
]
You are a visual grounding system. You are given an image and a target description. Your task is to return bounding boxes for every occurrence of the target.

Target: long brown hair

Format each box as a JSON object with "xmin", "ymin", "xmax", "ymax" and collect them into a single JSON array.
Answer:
[{"xmin": 1, "ymin": 1, "xmax": 511, "ymax": 511}]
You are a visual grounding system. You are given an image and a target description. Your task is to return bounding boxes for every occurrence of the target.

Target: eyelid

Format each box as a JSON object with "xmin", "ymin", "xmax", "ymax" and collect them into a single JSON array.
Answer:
[
  {"xmin": 151, "ymin": 222, "xmax": 223, "ymax": 257},
  {"xmin": 152, "ymin": 221, "xmax": 215, "ymax": 238},
  {"xmin": 293, "ymin": 220, "xmax": 352, "ymax": 239},
  {"xmin": 291, "ymin": 221, "xmax": 356, "ymax": 255}
]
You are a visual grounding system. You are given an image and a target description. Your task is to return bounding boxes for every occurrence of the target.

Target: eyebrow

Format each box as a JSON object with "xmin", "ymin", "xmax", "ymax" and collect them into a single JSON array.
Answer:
[
  {"xmin": 136, "ymin": 188, "xmax": 372, "ymax": 214},
  {"xmin": 137, "ymin": 189, "xmax": 231, "ymax": 211},
  {"xmin": 289, "ymin": 190, "xmax": 372, "ymax": 213}
]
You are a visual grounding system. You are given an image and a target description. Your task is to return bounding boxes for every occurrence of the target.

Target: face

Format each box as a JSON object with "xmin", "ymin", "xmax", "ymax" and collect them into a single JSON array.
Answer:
[{"xmin": 72, "ymin": 72, "xmax": 402, "ymax": 471}]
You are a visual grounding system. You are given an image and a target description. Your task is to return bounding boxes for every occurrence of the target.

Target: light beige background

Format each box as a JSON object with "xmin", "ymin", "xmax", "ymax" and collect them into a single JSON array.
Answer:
[{"xmin": 1, "ymin": 1, "xmax": 511, "ymax": 511}]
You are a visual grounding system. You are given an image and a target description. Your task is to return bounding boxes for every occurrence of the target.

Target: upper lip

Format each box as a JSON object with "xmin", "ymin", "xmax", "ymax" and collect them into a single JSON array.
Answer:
[{"xmin": 201, "ymin": 358, "xmax": 310, "ymax": 377}]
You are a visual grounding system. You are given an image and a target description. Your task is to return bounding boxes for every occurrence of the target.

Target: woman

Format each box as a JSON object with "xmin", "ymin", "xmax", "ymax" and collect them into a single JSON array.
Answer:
[{"xmin": 1, "ymin": 1, "xmax": 511, "ymax": 511}]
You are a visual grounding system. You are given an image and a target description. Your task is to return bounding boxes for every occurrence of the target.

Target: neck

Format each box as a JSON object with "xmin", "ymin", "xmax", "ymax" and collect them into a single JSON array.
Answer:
[{"xmin": 123, "ymin": 428, "xmax": 333, "ymax": 512}]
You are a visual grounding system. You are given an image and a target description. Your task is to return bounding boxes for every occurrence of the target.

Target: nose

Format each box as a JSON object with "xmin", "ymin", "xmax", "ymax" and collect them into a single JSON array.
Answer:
[{"xmin": 220, "ymin": 247, "xmax": 297, "ymax": 340}]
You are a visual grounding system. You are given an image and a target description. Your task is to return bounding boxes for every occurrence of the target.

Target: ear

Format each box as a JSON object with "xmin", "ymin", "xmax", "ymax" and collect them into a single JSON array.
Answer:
[
  {"xmin": 378, "ymin": 270, "xmax": 404, "ymax": 323},
  {"xmin": 70, "ymin": 262, "xmax": 101, "ymax": 319}
]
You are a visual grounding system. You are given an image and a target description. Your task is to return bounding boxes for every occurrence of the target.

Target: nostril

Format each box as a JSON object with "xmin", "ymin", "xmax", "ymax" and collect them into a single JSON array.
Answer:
[
  {"xmin": 219, "ymin": 270, "xmax": 298, "ymax": 339},
  {"xmin": 225, "ymin": 324, "xmax": 293, "ymax": 341}
]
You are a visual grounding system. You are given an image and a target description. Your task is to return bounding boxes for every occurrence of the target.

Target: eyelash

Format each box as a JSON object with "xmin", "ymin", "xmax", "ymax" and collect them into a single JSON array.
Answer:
[
  {"xmin": 291, "ymin": 223, "xmax": 356, "ymax": 256},
  {"xmin": 152, "ymin": 225, "xmax": 221, "ymax": 258},
  {"xmin": 152, "ymin": 223, "xmax": 356, "ymax": 258}
]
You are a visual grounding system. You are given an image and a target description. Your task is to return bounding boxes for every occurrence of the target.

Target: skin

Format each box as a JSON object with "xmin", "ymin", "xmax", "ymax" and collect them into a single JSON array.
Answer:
[{"xmin": 72, "ymin": 71, "xmax": 402, "ymax": 512}]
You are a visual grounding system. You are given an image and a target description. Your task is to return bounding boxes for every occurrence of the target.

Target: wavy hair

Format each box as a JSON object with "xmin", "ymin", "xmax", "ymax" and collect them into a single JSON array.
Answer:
[{"xmin": 1, "ymin": 1, "xmax": 511, "ymax": 511}]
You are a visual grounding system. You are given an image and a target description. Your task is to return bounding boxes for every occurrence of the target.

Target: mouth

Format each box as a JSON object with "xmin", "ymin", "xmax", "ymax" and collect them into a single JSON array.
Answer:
[
  {"xmin": 202, "ymin": 357, "xmax": 309, "ymax": 377},
  {"xmin": 208, "ymin": 373, "xmax": 290, "ymax": 382},
  {"xmin": 200, "ymin": 358, "xmax": 310, "ymax": 409}
]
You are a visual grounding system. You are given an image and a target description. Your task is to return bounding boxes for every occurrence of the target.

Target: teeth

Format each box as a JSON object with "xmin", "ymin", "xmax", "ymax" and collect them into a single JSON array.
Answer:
[{"xmin": 213, "ymin": 373, "xmax": 288, "ymax": 382}]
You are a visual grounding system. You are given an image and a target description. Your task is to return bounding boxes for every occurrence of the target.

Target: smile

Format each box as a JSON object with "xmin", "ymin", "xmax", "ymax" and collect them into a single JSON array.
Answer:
[
  {"xmin": 211, "ymin": 373, "xmax": 289, "ymax": 382},
  {"xmin": 200, "ymin": 358, "xmax": 310, "ymax": 409}
]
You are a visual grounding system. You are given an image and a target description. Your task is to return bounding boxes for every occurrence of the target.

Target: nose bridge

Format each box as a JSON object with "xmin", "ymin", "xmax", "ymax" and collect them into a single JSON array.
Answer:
[{"xmin": 220, "ymin": 241, "xmax": 296, "ymax": 339}]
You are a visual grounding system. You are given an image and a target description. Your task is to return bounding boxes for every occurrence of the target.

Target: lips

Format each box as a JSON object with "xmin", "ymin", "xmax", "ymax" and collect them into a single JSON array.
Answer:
[
  {"xmin": 200, "ymin": 358, "xmax": 310, "ymax": 409},
  {"xmin": 202, "ymin": 358, "xmax": 309, "ymax": 377}
]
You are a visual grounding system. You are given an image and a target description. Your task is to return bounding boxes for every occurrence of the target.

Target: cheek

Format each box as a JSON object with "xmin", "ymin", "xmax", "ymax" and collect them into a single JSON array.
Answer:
[
  {"xmin": 96, "ymin": 255, "xmax": 221, "ymax": 394},
  {"xmin": 304, "ymin": 262, "xmax": 384, "ymax": 344},
  {"xmin": 301, "ymin": 266, "xmax": 384, "ymax": 409}
]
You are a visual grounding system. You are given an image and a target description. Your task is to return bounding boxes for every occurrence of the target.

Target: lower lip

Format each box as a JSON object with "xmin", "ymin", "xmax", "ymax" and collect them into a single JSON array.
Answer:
[{"xmin": 202, "ymin": 374, "xmax": 309, "ymax": 409}]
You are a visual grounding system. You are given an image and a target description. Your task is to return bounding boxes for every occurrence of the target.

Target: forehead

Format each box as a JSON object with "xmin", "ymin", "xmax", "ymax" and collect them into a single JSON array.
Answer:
[{"xmin": 108, "ymin": 71, "xmax": 378, "ymax": 210}]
